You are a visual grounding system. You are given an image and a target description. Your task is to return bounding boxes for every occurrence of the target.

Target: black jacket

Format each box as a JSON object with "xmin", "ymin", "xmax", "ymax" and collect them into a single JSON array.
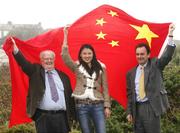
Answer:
[{"xmin": 13, "ymin": 51, "xmax": 76, "ymax": 126}]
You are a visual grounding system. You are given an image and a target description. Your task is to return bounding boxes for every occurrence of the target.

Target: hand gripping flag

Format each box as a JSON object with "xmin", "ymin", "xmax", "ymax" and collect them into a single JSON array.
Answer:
[{"xmin": 3, "ymin": 4, "xmax": 170, "ymax": 127}]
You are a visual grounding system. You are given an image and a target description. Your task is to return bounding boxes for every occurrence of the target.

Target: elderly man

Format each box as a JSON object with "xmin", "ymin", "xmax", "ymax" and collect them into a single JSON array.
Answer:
[
  {"xmin": 126, "ymin": 24, "xmax": 176, "ymax": 133},
  {"xmin": 11, "ymin": 38, "xmax": 75, "ymax": 133}
]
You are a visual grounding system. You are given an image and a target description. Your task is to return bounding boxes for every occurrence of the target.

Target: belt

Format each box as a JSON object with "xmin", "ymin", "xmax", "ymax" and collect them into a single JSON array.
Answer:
[
  {"xmin": 37, "ymin": 108, "xmax": 66, "ymax": 114},
  {"xmin": 76, "ymin": 99, "xmax": 103, "ymax": 105},
  {"xmin": 136, "ymin": 100, "xmax": 149, "ymax": 105}
]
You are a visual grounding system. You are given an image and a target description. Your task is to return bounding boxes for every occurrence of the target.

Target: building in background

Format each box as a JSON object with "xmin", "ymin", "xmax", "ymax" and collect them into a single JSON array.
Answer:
[
  {"xmin": 0, "ymin": 21, "xmax": 46, "ymax": 66},
  {"xmin": 0, "ymin": 21, "xmax": 44, "ymax": 46}
]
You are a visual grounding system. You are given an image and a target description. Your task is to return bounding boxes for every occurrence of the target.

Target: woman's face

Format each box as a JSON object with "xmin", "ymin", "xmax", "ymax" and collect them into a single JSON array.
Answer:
[{"xmin": 80, "ymin": 48, "xmax": 93, "ymax": 64}]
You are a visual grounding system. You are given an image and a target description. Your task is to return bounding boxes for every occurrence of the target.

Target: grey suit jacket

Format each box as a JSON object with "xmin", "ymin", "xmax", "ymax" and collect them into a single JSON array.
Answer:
[
  {"xmin": 126, "ymin": 45, "xmax": 175, "ymax": 120},
  {"xmin": 13, "ymin": 51, "xmax": 76, "ymax": 125}
]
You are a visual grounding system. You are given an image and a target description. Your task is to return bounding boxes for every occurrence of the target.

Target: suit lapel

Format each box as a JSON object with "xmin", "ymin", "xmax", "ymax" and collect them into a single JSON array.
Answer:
[
  {"xmin": 131, "ymin": 67, "xmax": 137, "ymax": 90},
  {"xmin": 40, "ymin": 67, "xmax": 45, "ymax": 81},
  {"xmin": 56, "ymin": 69, "xmax": 66, "ymax": 89},
  {"xmin": 144, "ymin": 60, "xmax": 151, "ymax": 88},
  {"xmin": 130, "ymin": 67, "xmax": 137, "ymax": 102},
  {"xmin": 56, "ymin": 70, "xmax": 68, "ymax": 99}
]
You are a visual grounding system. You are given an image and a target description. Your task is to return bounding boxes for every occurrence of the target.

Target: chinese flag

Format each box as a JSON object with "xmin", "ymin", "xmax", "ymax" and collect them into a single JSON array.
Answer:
[{"xmin": 3, "ymin": 4, "xmax": 170, "ymax": 127}]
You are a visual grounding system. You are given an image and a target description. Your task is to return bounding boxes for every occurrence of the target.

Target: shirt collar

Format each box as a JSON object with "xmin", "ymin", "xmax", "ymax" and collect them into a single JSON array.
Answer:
[
  {"xmin": 45, "ymin": 69, "xmax": 56, "ymax": 73},
  {"xmin": 138, "ymin": 61, "xmax": 148, "ymax": 69}
]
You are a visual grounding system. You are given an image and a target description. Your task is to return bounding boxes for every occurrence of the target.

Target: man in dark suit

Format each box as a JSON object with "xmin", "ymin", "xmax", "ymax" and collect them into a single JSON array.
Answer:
[
  {"xmin": 11, "ymin": 38, "xmax": 75, "ymax": 133},
  {"xmin": 126, "ymin": 24, "xmax": 176, "ymax": 133}
]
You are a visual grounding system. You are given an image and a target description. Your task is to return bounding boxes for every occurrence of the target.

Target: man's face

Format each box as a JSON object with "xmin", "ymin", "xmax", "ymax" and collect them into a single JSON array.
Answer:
[
  {"xmin": 40, "ymin": 52, "xmax": 55, "ymax": 71},
  {"xmin": 136, "ymin": 47, "xmax": 150, "ymax": 65}
]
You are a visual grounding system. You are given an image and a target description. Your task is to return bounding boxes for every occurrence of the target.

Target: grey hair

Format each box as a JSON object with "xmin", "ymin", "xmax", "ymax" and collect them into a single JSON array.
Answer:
[{"xmin": 39, "ymin": 50, "xmax": 55, "ymax": 59}]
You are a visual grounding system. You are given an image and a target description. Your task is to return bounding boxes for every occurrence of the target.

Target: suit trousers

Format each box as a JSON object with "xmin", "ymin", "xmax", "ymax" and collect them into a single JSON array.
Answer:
[
  {"xmin": 135, "ymin": 101, "xmax": 160, "ymax": 133},
  {"xmin": 34, "ymin": 109, "xmax": 70, "ymax": 133}
]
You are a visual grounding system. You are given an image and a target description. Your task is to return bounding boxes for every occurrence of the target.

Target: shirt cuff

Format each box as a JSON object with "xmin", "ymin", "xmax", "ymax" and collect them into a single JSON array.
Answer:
[
  {"xmin": 168, "ymin": 37, "xmax": 176, "ymax": 47},
  {"xmin": 13, "ymin": 48, "xmax": 19, "ymax": 54}
]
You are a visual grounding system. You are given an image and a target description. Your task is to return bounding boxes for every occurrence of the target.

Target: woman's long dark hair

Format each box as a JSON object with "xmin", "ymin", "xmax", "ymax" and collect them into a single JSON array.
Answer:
[{"xmin": 78, "ymin": 44, "xmax": 103, "ymax": 79}]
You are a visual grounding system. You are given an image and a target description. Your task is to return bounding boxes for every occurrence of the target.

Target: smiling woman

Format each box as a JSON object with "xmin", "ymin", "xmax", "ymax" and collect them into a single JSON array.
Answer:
[{"xmin": 61, "ymin": 25, "xmax": 111, "ymax": 133}]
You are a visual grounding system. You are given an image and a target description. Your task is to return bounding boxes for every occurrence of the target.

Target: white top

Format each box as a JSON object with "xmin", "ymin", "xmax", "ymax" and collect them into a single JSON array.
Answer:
[{"xmin": 72, "ymin": 64, "xmax": 100, "ymax": 100}]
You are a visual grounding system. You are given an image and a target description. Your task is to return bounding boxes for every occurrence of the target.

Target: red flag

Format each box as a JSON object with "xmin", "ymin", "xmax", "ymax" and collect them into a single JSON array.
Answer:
[
  {"xmin": 3, "ymin": 4, "xmax": 170, "ymax": 127},
  {"xmin": 68, "ymin": 4, "xmax": 170, "ymax": 108},
  {"xmin": 3, "ymin": 28, "xmax": 65, "ymax": 127}
]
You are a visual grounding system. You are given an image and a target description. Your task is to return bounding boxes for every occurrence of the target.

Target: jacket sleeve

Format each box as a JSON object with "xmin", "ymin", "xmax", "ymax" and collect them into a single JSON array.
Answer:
[
  {"xmin": 101, "ymin": 66, "xmax": 111, "ymax": 108},
  {"xmin": 61, "ymin": 45, "xmax": 77, "ymax": 72},
  {"xmin": 126, "ymin": 72, "xmax": 132, "ymax": 115},
  {"xmin": 157, "ymin": 45, "xmax": 176, "ymax": 70},
  {"xmin": 13, "ymin": 51, "xmax": 35, "ymax": 76}
]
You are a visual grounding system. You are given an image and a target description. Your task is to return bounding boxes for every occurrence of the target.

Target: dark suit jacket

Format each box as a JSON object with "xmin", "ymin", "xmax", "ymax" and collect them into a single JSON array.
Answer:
[
  {"xmin": 126, "ymin": 45, "xmax": 175, "ymax": 120},
  {"xmin": 13, "ymin": 51, "xmax": 76, "ymax": 126}
]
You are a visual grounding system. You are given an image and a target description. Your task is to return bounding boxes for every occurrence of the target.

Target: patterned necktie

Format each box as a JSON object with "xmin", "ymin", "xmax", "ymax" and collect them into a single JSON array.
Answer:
[
  {"xmin": 47, "ymin": 71, "xmax": 59, "ymax": 102},
  {"xmin": 139, "ymin": 66, "xmax": 146, "ymax": 99}
]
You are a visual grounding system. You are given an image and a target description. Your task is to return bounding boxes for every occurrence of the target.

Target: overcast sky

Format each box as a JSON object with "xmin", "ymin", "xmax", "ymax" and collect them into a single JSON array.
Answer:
[{"xmin": 0, "ymin": 0, "xmax": 179, "ymax": 40}]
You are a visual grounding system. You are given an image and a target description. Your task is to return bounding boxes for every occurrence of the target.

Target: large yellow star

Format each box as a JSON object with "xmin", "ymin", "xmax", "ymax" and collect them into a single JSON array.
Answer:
[
  {"xmin": 130, "ymin": 24, "xmax": 159, "ymax": 47},
  {"xmin": 109, "ymin": 40, "xmax": 119, "ymax": 47},
  {"xmin": 96, "ymin": 31, "xmax": 107, "ymax": 40},
  {"xmin": 96, "ymin": 18, "xmax": 107, "ymax": 26},
  {"xmin": 108, "ymin": 10, "xmax": 118, "ymax": 17}
]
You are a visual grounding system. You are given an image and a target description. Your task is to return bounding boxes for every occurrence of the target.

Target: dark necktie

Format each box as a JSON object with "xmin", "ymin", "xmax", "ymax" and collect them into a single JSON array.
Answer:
[{"xmin": 47, "ymin": 71, "xmax": 59, "ymax": 102}]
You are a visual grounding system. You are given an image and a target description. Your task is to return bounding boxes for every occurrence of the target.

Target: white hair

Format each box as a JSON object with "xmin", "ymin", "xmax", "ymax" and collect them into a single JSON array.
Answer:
[{"xmin": 39, "ymin": 50, "xmax": 55, "ymax": 59}]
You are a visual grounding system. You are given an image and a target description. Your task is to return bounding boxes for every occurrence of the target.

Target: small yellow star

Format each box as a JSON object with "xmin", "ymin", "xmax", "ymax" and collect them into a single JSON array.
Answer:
[
  {"xmin": 130, "ymin": 24, "xmax": 159, "ymax": 47},
  {"xmin": 96, "ymin": 31, "xmax": 107, "ymax": 40},
  {"xmin": 96, "ymin": 18, "xmax": 107, "ymax": 26},
  {"xmin": 108, "ymin": 10, "xmax": 118, "ymax": 17},
  {"xmin": 109, "ymin": 40, "xmax": 119, "ymax": 47}
]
